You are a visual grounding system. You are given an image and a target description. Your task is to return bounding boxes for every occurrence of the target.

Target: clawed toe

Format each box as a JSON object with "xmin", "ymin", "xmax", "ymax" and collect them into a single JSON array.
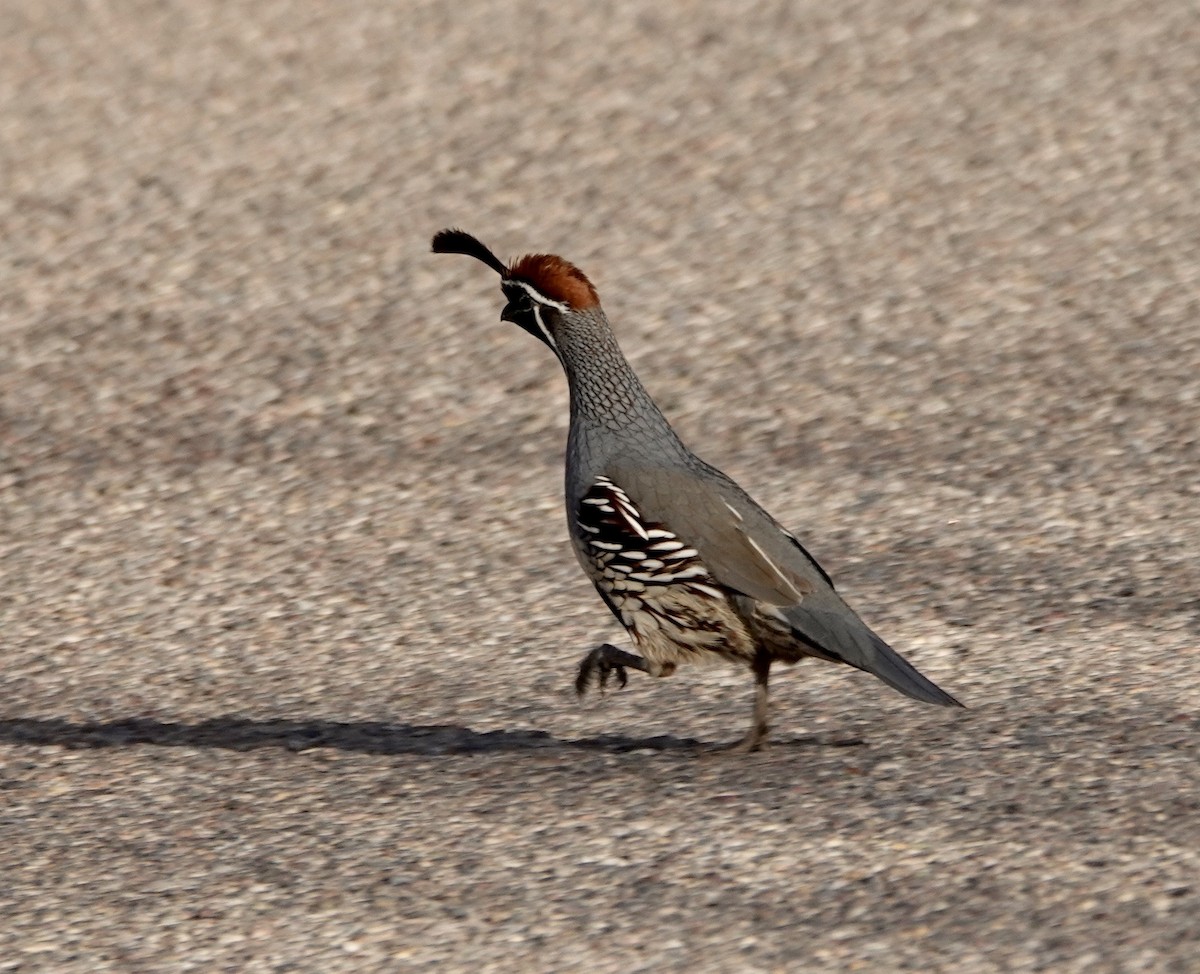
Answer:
[
  {"xmin": 575, "ymin": 649, "xmax": 601, "ymax": 696},
  {"xmin": 732, "ymin": 731, "xmax": 770, "ymax": 753},
  {"xmin": 600, "ymin": 661, "xmax": 628, "ymax": 691},
  {"xmin": 575, "ymin": 644, "xmax": 646, "ymax": 696},
  {"xmin": 576, "ymin": 656, "xmax": 626, "ymax": 696}
]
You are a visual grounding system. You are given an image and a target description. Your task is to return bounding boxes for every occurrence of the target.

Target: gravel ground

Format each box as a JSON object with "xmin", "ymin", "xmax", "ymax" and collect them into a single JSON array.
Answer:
[{"xmin": 2, "ymin": 0, "xmax": 1199, "ymax": 971}]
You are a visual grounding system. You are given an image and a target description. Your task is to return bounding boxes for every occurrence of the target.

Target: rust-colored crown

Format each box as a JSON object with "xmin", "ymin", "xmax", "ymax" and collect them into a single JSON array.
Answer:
[
  {"xmin": 508, "ymin": 253, "xmax": 599, "ymax": 310},
  {"xmin": 432, "ymin": 229, "xmax": 600, "ymax": 310}
]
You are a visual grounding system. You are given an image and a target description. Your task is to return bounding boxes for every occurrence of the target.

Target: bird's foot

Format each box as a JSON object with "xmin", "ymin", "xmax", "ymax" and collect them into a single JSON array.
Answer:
[
  {"xmin": 710, "ymin": 723, "xmax": 770, "ymax": 754},
  {"xmin": 575, "ymin": 643, "xmax": 649, "ymax": 696},
  {"xmin": 711, "ymin": 649, "xmax": 772, "ymax": 753}
]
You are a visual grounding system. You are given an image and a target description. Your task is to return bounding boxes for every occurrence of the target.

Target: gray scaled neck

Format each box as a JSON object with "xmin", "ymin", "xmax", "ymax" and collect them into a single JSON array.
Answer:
[{"xmin": 555, "ymin": 307, "xmax": 690, "ymax": 484}]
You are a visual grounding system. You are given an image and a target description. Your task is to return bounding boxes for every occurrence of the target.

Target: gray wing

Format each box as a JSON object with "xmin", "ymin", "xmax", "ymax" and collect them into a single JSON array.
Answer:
[
  {"xmin": 612, "ymin": 460, "xmax": 963, "ymax": 708},
  {"xmin": 608, "ymin": 463, "xmax": 822, "ymax": 607}
]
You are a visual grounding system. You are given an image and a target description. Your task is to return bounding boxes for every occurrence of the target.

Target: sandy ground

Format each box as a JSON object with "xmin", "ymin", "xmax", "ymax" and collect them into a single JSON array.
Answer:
[{"xmin": 2, "ymin": 0, "xmax": 1199, "ymax": 970}]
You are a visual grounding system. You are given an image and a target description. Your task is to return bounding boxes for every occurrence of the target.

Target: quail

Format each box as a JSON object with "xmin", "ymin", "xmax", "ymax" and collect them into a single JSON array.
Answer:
[{"xmin": 432, "ymin": 229, "xmax": 963, "ymax": 750}]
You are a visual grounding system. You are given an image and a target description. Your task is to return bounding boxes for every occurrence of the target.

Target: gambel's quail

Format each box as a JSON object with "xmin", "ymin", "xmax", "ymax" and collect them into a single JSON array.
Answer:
[{"xmin": 432, "ymin": 229, "xmax": 963, "ymax": 750}]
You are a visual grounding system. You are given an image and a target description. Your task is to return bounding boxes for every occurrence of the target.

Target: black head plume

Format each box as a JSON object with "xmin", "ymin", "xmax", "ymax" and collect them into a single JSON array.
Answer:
[{"xmin": 431, "ymin": 228, "xmax": 508, "ymax": 277}]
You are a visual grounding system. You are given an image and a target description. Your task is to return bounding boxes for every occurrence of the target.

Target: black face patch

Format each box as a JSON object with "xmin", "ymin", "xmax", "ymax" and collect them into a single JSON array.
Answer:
[
  {"xmin": 501, "ymin": 281, "xmax": 559, "ymax": 352},
  {"xmin": 501, "ymin": 283, "xmax": 532, "ymax": 312}
]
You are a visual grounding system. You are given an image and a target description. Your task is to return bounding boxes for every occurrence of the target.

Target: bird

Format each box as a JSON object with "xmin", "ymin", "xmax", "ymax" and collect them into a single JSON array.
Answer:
[{"xmin": 431, "ymin": 228, "xmax": 963, "ymax": 750}]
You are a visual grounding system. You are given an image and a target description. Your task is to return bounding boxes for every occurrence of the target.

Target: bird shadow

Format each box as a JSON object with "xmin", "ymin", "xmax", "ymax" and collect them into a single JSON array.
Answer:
[
  {"xmin": 0, "ymin": 715, "xmax": 862, "ymax": 756},
  {"xmin": 0, "ymin": 715, "xmax": 690, "ymax": 755}
]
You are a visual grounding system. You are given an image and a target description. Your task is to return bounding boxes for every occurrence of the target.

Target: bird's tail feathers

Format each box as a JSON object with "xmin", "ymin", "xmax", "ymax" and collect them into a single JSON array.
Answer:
[
  {"xmin": 857, "ymin": 630, "xmax": 963, "ymax": 707},
  {"xmin": 789, "ymin": 607, "xmax": 964, "ymax": 708}
]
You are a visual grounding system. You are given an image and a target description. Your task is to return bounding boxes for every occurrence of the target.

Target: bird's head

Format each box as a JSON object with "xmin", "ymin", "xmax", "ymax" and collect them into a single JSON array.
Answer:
[{"xmin": 432, "ymin": 228, "xmax": 600, "ymax": 354}]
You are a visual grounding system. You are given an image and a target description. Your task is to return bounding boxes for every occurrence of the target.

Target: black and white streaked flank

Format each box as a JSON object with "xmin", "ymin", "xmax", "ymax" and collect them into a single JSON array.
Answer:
[{"xmin": 576, "ymin": 477, "xmax": 756, "ymax": 671}]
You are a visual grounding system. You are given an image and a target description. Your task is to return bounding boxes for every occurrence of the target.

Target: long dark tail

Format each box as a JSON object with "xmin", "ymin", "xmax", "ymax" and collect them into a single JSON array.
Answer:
[
  {"xmin": 857, "ymin": 631, "xmax": 963, "ymax": 707},
  {"xmin": 786, "ymin": 603, "xmax": 964, "ymax": 708}
]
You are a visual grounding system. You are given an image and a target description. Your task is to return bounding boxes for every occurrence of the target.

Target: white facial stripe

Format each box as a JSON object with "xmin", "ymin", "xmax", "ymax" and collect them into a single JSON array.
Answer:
[
  {"xmin": 510, "ymin": 279, "xmax": 571, "ymax": 313},
  {"xmin": 531, "ymin": 304, "xmax": 559, "ymax": 351}
]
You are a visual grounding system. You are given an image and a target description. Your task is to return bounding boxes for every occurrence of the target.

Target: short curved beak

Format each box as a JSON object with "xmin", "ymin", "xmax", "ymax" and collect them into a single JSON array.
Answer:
[{"xmin": 500, "ymin": 302, "xmax": 520, "ymax": 324}]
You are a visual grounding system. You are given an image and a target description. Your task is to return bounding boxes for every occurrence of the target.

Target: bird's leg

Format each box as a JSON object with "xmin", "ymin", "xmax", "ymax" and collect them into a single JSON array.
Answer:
[
  {"xmin": 575, "ymin": 643, "xmax": 652, "ymax": 695},
  {"xmin": 731, "ymin": 649, "xmax": 772, "ymax": 752}
]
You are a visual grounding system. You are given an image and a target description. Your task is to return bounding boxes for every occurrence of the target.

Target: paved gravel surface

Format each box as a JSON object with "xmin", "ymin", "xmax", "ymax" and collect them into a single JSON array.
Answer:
[{"xmin": 3, "ymin": 1, "xmax": 1199, "ymax": 971}]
